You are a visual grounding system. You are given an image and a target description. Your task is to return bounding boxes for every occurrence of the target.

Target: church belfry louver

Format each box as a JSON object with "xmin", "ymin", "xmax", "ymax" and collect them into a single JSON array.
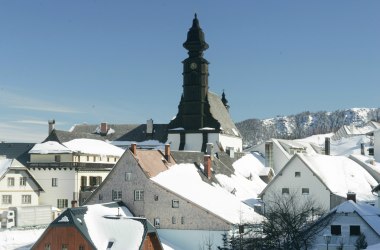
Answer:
[{"xmin": 168, "ymin": 14, "xmax": 242, "ymax": 153}]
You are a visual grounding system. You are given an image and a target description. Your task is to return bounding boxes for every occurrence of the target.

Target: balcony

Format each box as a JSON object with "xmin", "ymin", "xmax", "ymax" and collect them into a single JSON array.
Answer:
[{"xmin": 27, "ymin": 162, "xmax": 114, "ymax": 170}]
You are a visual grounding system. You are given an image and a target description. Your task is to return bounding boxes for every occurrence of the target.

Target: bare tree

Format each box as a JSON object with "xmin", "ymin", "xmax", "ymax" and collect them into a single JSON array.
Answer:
[{"xmin": 260, "ymin": 191, "xmax": 331, "ymax": 250}]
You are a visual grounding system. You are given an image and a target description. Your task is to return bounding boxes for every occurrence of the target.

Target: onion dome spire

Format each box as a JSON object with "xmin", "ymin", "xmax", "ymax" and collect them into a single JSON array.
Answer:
[{"xmin": 183, "ymin": 13, "xmax": 209, "ymax": 57}]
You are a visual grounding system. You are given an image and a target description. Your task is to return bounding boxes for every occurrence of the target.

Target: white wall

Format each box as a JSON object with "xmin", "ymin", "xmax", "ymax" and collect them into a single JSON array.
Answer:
[
  {"xmin": 0, "ymin": 170, "xmax": 40, "ymax": 209},
  {"xmin": 313, "ymin": 211, "xmax": 380, "ymax": 249},
  {"xmin": 30, "ymin": 154, "xmax": 72, "ymax": 163},
  {"xmin": 168, "ymin": 132, "xmax": 242, "ymax": 153},
  {"xmin": 262, "ymin": 156, "xmax": 331, "ymax": 211},
  {"xmin": 374, "ymin": 130, "xmax": 380, "ymax": 162},
  {"xmin": 30, "ymin": 169, "xmax": 75, "ymax": 209}
]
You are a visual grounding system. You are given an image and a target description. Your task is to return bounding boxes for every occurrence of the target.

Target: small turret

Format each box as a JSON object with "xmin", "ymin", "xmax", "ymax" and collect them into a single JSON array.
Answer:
[{"xmin": 221, "ymin": 90, "xmax": 230, "ymax": 111}]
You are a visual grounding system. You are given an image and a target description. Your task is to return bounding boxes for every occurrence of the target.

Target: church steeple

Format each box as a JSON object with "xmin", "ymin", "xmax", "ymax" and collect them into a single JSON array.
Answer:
[
  {"xmin": 183, "ymin": 13, "xmax": 209, "ymax": 58},
  {"xmin": 168, "ymin": 14, "xmax": 219, "ymax": 133}
]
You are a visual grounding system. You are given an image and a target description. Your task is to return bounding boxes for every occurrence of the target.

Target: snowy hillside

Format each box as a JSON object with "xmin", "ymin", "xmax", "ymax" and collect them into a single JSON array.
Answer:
[{"xmin": 236, "ymin": 108, "xmax": 380, "ymax": 147}]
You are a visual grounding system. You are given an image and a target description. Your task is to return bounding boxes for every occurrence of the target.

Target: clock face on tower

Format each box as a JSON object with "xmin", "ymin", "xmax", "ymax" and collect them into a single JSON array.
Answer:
[{"xmin": 190, "ymin": 62, "xmax": 197, "ymax": 70}]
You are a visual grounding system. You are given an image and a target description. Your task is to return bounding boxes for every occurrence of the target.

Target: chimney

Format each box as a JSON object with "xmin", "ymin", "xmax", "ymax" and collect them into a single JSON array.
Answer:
[
  {"xmin": 325, "ymin": 137, "xmax": 330, "ymax": 155},
  {"xmin": 347, "ymin": 192, "xmax": 356, "ymax": 203},
  {"xmin": 164, "ymin": 144, "xmax": 171, "ymax": 162},
  {"xmin": 206, "ymin": 143, "xmax": 213, "ymax": 159},
  {"xmin": 361, "ymin": 143, "xmax": 365, "ymax": 155},
  {"xmin": 146, "ymin": 119, "xmax": 153, "ymax": 134},
  {"xmin": 71, "ymin": 200, "xmax": 78, "ymax": 208},
  {"xmin": 48, "ymin": 119, "xmax": 55, "ymax": 134},
  {"xmin": 203, "ymin": 155, "xmax": 211, "ymax": 179},
  {"xmin": 265, "ymin": 141, "xmax": 273, "ymax": 168},
  {"xmin": 130, "ymin": 143, "xmax": 137, "ymax": 156},
  {"xmin": 226, "ymin": 147, "xmax": 234, "ymax": 158},
  {"xmin": 100, "ymin": 122, "xmax": 108, "ymax": 135}
]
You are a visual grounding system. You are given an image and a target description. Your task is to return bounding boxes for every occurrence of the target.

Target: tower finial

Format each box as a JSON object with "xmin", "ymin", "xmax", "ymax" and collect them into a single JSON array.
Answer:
[{"xmin": 195, "ymin": 13, "xmax": 197, "ymax": 19}]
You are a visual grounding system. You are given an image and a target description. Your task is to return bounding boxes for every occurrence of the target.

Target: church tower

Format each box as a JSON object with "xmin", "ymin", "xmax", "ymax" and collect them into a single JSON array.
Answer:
[
  {"xmin": 168, "ymin": 14, "xmax": 242, "ymax": 153},
  {"xmin": 169, "ymin": 14, "xmax": 219, "ymax": 132}
]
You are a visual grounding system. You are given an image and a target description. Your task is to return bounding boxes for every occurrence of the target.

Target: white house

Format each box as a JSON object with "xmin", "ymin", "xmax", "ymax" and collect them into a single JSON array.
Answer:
[
  {"xmin": 312, "ymin": 200, "xmax": 380, "ymax": 250},
  {"xmin": 28, "ymin": 139, "xmax": 124, "ymax": 209},
  {"xmin": 260, "ymin": 154, "xmax": 378, "ymax": 211},
  {"xmin": 0, "ymin": 156, "xmax": 43, "ymax": 210}
]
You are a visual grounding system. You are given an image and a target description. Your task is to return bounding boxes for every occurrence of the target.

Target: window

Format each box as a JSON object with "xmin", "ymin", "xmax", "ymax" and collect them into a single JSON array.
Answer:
[
  {"xmin": 112, "ymin": 190, "xmax": 122, "ymax": 201},
  {"xmin": 93, "ymin": 156, "xmax": 96, "ymax": 162},
  {"xmin": 295, "ymin": 172, "xmax": 301, "ymax": 177},
  {"xmin": 181, "ymin": 216, "xmax": 185, "ymax": 224},
  {"xmin": 57, "ymin": 199, "xmax": 68, "ymax": 208},
  {"xmin": 22, "ymin": 195, "xmax": 31, "ymax": 204},
  {"xmin": 81, "ymin": 176, "xmax": 87, "ymax": 187},
  {"xmin": 7, "ymin": 177, "xmax": 15, "ymax": 186},
  {"xmin": 172, "ymin": 200, "xmax": 179, "ymax": 208},
  {"xmin": 52, "ymin": 178, "xmax": 58, "ymax": 187},
  {"xmin": 114, "ymin": 157, "xmax": 117, "ymax": 162},
  {"xmin": 2, "ymin": 195, "xmax": 12, "ymax": 204},
  {"xmin": 99, "ymin": 193, "xmax": 103, "ymax": 200},
  {"xmin": 331, "ymin": 225, "xmax": 341, "ymax": 235},
  {"xmin": 134, "ymin": 190, "xmax": 144, "ymax": 201},
  {"xmin": 89, "ymin": 176, "xmax": 102, "ymax": 186},
  {"xmin": 302, "ymin": 188, "xmax": 309, "ymax": 195},
  {"xmin": 282, "ymin": 188, "xmax": 289, "ymax": 195},
  {"xmin": 86, "ymin": 156, "xmax": 90, "ymax": 161},
  {"xmin": 19, "ymin": 177, "xmax": 27, "ymax": 186},
  {"xmin": 107, "ymin": 241, "xmax": 114, "ymax": 249},
  {"xmin": 154, "ymin": 195, "xmax": 159, "ymax": 201},
  {"xmin": 44, "ymin": 243, "xmax": 51, "ymax": 250},
  {"xmin": 154, "ymin": 218, "xmax": 160, "ymax": 228},
  {"xmin": 172, "ymin": 216, "xmax": 176, "ymax": 224},
  {"xmin": 125, "ymin": 172, "xmax": 132, "ymax": 181},
  {"xmin": 55, "ymin": 155, "xmax": 61, "ymax": 162},
  {"xmin": 79, "ymin": 245, "xmax": 85, "ymax": 250},
  {"xmin": 350, "ymin": 225, "xmax": 361, "ymax": 236},
  {"xmin": 62, "ymin": 244, "xmax": 68, "ymax": 250},
  {"xmin": 107, "ymin": 157, "xmax": 110, "ymax": 162}
]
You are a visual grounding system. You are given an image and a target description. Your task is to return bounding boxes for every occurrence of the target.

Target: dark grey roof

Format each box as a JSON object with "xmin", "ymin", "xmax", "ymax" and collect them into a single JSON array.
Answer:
[
  {"xmin": 0, "ymin": 143, "xmax": 35, "ymax": 166},
  {"xmin": 208, "ymin": 92, "xmax": 241, "ymax": 137},
  {"xmin": 45, "ymin": 124, "xmax": 168, "ymax": 143}
]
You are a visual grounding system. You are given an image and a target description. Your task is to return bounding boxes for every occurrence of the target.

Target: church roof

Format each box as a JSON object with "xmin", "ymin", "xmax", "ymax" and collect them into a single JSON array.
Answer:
[
  {"xmin": 45, "ymin": 124, "xmax": 168, "ymax": 144},
  {"xmin": 208, "ymin": 92, "xmax": 241, "ymax": 137}
]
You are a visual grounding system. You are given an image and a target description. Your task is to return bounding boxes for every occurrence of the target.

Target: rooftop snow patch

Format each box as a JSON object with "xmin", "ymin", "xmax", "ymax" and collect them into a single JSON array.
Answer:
[
  {"xmin": 84, "ymin": 203, "xmax": 143, "ymax": 250},
  {"xmin": 63, "ymin": 139, "xmax": 125, "ymax": 156},
  {"xmin": 151, "ymin": 163, "xmax": 264, "ymax": 224},
  {"xmin": 29, "ymin": 141, "xmax": 72, "ymax": 154},
  {"xmin": 0, "ymin": 158, "xmax": 12, "ymax": 177},
  {"xmin": 300, "ymin": 154, "xmax": 377, "ymax": 201}
]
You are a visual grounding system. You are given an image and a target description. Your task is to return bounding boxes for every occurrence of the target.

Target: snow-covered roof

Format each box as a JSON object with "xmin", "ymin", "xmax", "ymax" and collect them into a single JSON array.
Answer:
[
  {"xmin": 44, "ymin": 202, "xmax": 159, "ymax": 250},
  {"xmin": 30, "ymin": 139, "xmax": 124, "ymax": 156},
  {"xmin": 300, "ymin": 154, "xmax": 377, "ymax": 201},
  {"xmin": 0, "ymin": 158, "xmax": 13, "ymax": 178},
  {"xmin": 29, "ymin": 141, "xmax": 72, "ymax": 154},
  {"xmin": 215, "ymin": 153, "xmax": 267, "ymax": 206},
  {"xmin": 63, "ymin": 139, "xmax": 124, "ymax": 156},
  {"xmin": 83, "ymin": 203, "xmax": 144, "ymax": 250},
  {"xmin": 151, "ymin": 163, "xmax": 264, "ymax": 224},
  {"xmin": 334, "ymin": 200, "xmax": 380, "ymax": 235}
]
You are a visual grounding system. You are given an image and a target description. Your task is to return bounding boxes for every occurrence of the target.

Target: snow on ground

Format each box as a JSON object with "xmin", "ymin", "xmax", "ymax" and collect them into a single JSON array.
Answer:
[
  {"xmin": 0, "ymin": 227, "xmax": 46, "ymax": 250},
  {"xmin": 152, "ymin": 163, "xmax": 264, "ymax": 224}
]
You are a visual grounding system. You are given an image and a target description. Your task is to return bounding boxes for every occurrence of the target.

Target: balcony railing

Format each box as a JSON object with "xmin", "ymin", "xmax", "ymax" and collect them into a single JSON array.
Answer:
[{"xmin": 27, "ymin": 162, "xmax": 114, "ymax": 170}]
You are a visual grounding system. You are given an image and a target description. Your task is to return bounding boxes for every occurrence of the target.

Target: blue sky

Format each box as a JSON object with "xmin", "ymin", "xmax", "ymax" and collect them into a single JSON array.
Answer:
[{"xmin": 0, "ymin": 1, "xmax": 379, "ymax": 142}]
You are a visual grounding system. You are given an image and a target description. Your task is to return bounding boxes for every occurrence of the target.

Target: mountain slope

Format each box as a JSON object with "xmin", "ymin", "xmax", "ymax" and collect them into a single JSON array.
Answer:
[{"xmin": 236, "ymin": 108, "xmax": 380, "ymax": 147}]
